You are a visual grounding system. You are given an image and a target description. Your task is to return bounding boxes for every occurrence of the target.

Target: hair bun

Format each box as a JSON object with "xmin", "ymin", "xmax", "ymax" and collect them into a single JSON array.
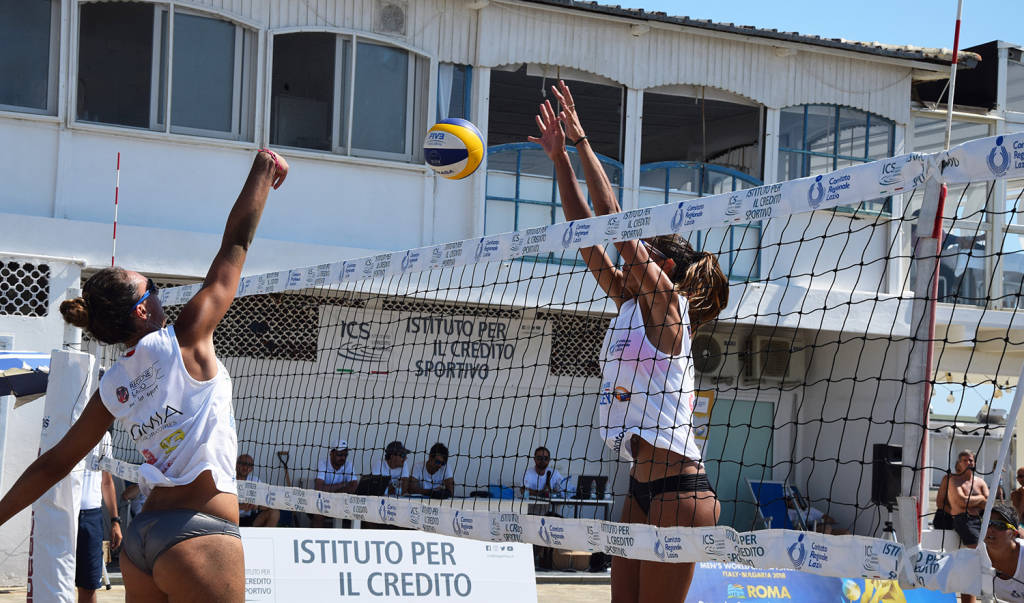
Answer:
[{"xmin": 59, "ymin": 297, "xmax": 90, "ymax": 329}]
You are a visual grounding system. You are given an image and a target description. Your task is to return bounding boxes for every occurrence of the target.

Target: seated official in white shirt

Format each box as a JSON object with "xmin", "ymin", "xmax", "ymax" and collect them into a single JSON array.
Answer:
[
  {"xmin": 312, "ymin": 440, "xmax": 357, "ymax": 528},
  {"xmin": 372, "ymin": 441, "xmax": 411, "ymax": 496},
  {"xmin": 521, "ymin": 446, "xmax": 564, "ymax": 498},
  {"xmin": 409, "ymin": 443, "xmax": 455, "ymax": 498}
]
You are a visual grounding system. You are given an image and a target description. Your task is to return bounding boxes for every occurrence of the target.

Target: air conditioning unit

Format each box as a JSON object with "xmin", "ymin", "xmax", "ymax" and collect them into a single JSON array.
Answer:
[
  {"xmin": 691, "ymin": 333, "xmax": 741, "ymax": 380},
  {"xmin": 747, "ymin": 336, "xmax": 808, "ymax": 383}
]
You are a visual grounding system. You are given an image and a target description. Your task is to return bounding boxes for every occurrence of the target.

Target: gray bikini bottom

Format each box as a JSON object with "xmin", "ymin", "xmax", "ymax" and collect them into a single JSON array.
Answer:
[{"xmin": 122, "ymin": 508, "xmax": 240, "ymax": 574}]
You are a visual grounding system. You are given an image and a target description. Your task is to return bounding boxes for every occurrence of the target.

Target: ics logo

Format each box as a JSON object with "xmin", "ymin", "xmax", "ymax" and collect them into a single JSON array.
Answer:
[
  {"xmin": 988, "ymin": 136, "xmax": 1010, "ymax": 177},
  {"xmin": 725, "ymin": 195, "xmax": 743, "ymax": 217},
  {"xmin": 807, "ymin": 175, "xmax": 825, "ymax": 209},
  {"xmin": 116, "ymin": 386, "xmax": 130, "ymax": 404}
]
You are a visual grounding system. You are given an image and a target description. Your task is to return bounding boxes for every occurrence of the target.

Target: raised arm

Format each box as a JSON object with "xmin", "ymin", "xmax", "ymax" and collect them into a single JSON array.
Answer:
[
  {"xmin": 0, "ymin": 393, "xmax": 114, "ymax": 525},
  {"xmin": 553, "ymin": 81, "xmax": 684, "ymax": 353},
  {"xmin": 528, "ymin": 100, "xmax": 625, "ymax": 305},
  {"xmin": 175, "ymin": 150, "xmax": 289, "ymax": 378}
]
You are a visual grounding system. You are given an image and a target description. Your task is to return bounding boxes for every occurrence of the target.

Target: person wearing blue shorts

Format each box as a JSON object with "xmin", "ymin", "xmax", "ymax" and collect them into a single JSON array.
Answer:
[{"xmin": 77, "ymin": 431, "xmax": 122, "ymax": 603}]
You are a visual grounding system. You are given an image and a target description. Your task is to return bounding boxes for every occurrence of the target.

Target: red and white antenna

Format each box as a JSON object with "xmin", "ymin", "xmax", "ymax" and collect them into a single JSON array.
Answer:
[
  {"xmin": 111, "ymin": 152, "xmax": 120, "ymax": 266},
  {"xmin": 943, "ymin": 0, "xmax": 965, "ymax": 150}
]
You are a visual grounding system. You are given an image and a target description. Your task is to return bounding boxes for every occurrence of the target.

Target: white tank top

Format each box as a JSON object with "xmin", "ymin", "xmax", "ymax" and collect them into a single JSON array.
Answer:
[
  {"xmin": 994, "ymin": 540, "xmax": 1024, "ymax": 602},
  {"xmin": 98, "ymin": 326, "xmax": 237, "ymax": 496},
  {"xmin": 598, "ymin": 296, "xmax": 703, "ymax": 463}
]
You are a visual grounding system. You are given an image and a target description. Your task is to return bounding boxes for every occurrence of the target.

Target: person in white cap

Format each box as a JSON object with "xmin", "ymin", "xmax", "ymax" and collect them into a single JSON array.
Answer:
[{"xmin": 312, "ymin": 440, "xmax": 357, "ymax": 528}]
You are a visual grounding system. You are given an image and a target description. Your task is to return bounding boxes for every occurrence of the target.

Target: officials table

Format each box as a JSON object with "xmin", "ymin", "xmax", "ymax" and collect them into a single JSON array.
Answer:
[{"xmin": 529, "ymin": 495, "xmax": 616, "ymax": 521}]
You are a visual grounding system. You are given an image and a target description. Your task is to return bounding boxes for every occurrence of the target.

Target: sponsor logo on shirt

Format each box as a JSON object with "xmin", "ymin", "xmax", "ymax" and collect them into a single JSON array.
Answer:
[
  {"xmin": 116, "ymin": 386, "xmax": 129, "ymax": 404},
  {"xmin": 129, "ymin": 405, "xmax": 183, "ymax": 441}
]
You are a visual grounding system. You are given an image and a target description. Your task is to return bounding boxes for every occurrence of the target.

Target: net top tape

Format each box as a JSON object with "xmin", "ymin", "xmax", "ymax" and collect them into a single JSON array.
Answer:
[{"xmin": 158, "ymin": 132, "xmax": 1024, "ymax": 307}]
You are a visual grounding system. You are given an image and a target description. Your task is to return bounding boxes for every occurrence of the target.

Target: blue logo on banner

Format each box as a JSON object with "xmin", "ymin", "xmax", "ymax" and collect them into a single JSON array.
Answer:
[
  {"xmin": 266, "ymin": 490, "xmax": 276, "ymax": 507},
  {"xmin": 401, "ymin": 250, "xmax": 419, "ymax": 272},
  {"xmin": 539, "ymin": 518, "xmax": 551, "ymax": 544},
  {"xmin": 988, "ymin": 136, "xmax": 1010, "ymax": 177},
  {"xmin": 378, "ymin": 500, "xmax": 388, "ymax": 522},
  {"xmin": 562, "ymin": 223, "xmax": 574, "ymax": 248},
  {"xmin": 315, "ymin": 492, "xmax": 329, "ymax": 514},
  {"xmin": 475, "ymin": 237, "xmax": 486, "ymax": 260},
  {"xmin": 789, "ymin": 534, "xmax": 808, "ymax": 569},
  {"xmin": 808, "ymin": 175, "xmax": 825, "ymax": 209},
  {"xmin": 671, "ymin": 201, "xmax": 686, "ymax": 230},
  {"xmin": 654, "ymin": 539, "xmax": 666, "ymax": 560},
  {"xmin": 453, "ymin": 511, "xmax": 473, "ymax": 536}
]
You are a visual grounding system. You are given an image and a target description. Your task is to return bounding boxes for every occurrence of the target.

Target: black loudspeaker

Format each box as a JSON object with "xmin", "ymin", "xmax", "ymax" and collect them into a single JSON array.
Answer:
[{"xmin": 871, "ymin": 444, "xmax": 903, "ymax": 508}]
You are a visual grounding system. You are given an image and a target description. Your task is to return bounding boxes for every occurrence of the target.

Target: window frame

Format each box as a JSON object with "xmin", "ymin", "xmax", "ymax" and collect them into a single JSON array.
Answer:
[
  {"xmin": 778, "ymin": 103, "xmax": 896, "ymax": 216},
  {"xmin": 73, "ymin": 1, "xmax": 256, "ymax": 142},
  {"xmin": 0, "ymin": 0, "xmax": 60, "ymax": 116},
  {"xmin": 268, "ymin": 28, "xmax": 427, "ymax": 163}
]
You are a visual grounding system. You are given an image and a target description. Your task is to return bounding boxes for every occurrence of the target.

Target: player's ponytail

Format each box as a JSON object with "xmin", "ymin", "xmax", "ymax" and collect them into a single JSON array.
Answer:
[{"xmin": 647, "ymin": 235, "xmax": 729, "ymax": 330}]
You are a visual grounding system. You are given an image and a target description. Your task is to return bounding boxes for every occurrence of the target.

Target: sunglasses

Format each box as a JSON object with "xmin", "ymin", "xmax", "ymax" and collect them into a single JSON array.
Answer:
[
  {"xmin": 641, "ymin": 240, "xmax": 667, "ymax": 261},
  {"xmin": 132, "ymin": 278, "xmax": 158, "ymax": 311},
  {"xmin": 990, "ymin": 521, "xmax": 1018, "ymax": 532}
]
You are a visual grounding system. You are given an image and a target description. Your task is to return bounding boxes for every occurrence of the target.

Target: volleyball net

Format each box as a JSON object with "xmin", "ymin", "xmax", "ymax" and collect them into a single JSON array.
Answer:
[{"xmin": 91, "ymin": 132, "xmax": 1024, "ymax": 596}]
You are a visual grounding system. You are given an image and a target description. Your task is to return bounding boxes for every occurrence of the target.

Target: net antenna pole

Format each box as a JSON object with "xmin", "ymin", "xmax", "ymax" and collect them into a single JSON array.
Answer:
[
  {"xmin": 909, "ymin": 175, "xmax": 946, "ymax": 543},
  {"xmin": 943, "ymin": 0, "xmax": 964, "ymax": 151},
  {"xmin": 111, "ymin": 152, "xmax": 121, "ymax": 267}
]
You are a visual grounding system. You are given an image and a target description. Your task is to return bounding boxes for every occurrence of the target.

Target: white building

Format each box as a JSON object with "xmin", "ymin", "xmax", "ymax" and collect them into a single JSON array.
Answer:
[{"xmin": 1, "ymin": 0, "xmax": 1023, "ymax": 585}]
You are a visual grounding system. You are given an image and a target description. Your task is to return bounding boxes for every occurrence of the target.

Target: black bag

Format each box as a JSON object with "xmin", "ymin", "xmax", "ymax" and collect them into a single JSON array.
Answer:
[{"xmin": 933, "ymin": 509, "xmax": 955, "ymax": 530}]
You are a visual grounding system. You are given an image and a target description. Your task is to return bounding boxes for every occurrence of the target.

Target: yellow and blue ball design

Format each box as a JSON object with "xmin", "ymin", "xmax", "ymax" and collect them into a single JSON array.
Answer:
[{"xmin": 424, "ymin": 118, "xmax": 484, "ymax": 180}]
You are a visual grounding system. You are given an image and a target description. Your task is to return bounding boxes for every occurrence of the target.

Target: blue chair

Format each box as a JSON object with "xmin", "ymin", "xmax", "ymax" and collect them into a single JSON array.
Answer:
[{"xmin": 747, "ymin": 478, "xmax": 799, "ymax": 530}]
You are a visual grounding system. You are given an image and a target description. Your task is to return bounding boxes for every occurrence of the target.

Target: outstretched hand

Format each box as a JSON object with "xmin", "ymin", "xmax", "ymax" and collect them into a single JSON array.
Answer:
[
  {"xmin": 551, "ymin": 80, "xmax": 585, "ymax": 143},
  {"xmin": 259, "ymin": 149, "xmax": 289, "ymax": 189},
  {"xmin": 527, "ymin": 100, "xmax": 566, "ymax": 160}
]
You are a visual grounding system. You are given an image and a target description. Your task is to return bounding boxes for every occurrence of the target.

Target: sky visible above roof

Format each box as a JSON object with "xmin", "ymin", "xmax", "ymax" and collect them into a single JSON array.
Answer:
[{"xmin": 621, "ymin": 0, "xmax": 1020, "ymax": 50}]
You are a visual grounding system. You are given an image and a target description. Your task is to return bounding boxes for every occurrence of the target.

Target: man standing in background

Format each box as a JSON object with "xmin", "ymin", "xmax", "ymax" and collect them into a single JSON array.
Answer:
[{"xmin": 76, "ymin": 431, "xmax": 121, "ymax": 603}]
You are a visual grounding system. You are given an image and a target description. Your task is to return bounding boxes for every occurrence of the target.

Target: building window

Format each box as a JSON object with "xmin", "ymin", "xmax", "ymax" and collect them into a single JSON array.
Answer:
[
  {"xmin": 1008, "ymin": 59, "xmax": 1024, "ymax": 114},
  {"xmin": 640, "ymin": 88, "xmax": 764, "ymax": 281},
  {"xmin": 270, "ymin": 32, "xmax": 426, "ymax": 160},
  {"xmin": 485, "ymin": 143, "xmax": 623, "ymax": 238},
  {"xmin": 778, "ymin": 104, "xmax": 894, "ymax": 214},
  {"xmin": 485, "ymin": 66, "xmax": 625, "ymax": 261},
  {"xmin": 0, "ymin": 0, "xmax": 59, "ymax": 114},
  {"xmin": 911, "ymin": 116, "xmax": 993, "ymax": 307},
  {"xmin": 77, "ymin": 2, "xmax": 256, "ymax": 140},
  {"xmin": 437, "ymin": 63, "xmax": 471, "ymax": 121}
]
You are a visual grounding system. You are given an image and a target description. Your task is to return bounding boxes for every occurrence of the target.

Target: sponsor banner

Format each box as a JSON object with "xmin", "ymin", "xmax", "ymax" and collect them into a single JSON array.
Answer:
[
  {"xmin": 685, "ymin": 562, "xmax": 954, "ymax": 602},
  {"xmin": 937, "ymin": 132, "xmax": 1024, "ymax": 184},
  {"xmin": 902, "ymin": 546, "xmax": 988, "ymax": 599},
  {"xmin": 241, "ymin": 528, "xmax": 536, "ymax": 603},
  {"xmin": 319, "ymin": 306, "xmax": 550, "ymax": 384},
  {"xmin": 159, "ymin": 135, "xmax": 1024, "ymax": 307},
  {"xmin": 95, "ymin": 457, "xmax": 990, "ymax": 595}
]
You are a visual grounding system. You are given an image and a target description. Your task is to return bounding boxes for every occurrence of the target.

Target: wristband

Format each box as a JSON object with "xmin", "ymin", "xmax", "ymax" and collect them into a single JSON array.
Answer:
[
  {"xmin": 569, "ymin": 135, "xmax": 588, "ymax": 146},
  {"xmin": 110, "ymin": 517, "xmax": 121, "ymax": 524},
  {"xmin": 257, "ymin": 148, "xmax": 282, "ymax": 174}
]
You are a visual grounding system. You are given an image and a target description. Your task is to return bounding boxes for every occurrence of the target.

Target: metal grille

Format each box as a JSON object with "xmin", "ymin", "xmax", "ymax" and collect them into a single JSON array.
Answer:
[
  {"xmin": 539, "ymin": 311, "xmax": 609, "ymax": 378},
  {"xmin": 0, "ymin": 261, "xmax": 50, "ymax": 317},
  {"xmin": 209, "ymin": 293, "xmax": 364, "ymax": 360},
  {"xmin": 380, "ymin": 298, "xmax": 521, "ymax": 319}
]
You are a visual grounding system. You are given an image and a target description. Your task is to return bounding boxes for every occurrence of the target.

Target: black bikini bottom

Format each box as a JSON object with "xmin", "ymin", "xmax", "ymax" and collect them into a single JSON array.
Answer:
[{"xmin": 629, "ymin": 474, "xmax": 714, "ymax": 516}]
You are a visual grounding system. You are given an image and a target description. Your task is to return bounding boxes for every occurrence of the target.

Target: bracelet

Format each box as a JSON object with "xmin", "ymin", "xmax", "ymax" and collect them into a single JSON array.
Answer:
[
  {"xmin": 257, "ymin": 148, "xmax": 282, "ymax": 174},
  {"xmin": 110, "ymin": 517, "xmax": 120, "ymax": 524},
  {"xmin": 569, "ymin": 135, "xmax": 588, "ymax": 146}
]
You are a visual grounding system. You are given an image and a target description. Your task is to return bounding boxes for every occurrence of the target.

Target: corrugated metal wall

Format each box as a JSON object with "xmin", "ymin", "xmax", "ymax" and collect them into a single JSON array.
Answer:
[{"xmin": 102, "ymin": 0, "xmax": 913, "ymax": 122}]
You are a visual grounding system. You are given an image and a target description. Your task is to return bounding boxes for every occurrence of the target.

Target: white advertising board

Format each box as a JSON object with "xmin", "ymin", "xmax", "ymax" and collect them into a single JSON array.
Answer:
[{"xmin": 240, "ymin": 528, "xmax": 536, "ymax": 603}]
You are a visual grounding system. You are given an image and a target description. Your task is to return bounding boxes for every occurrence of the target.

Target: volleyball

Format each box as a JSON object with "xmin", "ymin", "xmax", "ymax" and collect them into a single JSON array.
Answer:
[{"xmin": 423, "ymin": 118, "xmax": 485, "ymax": 180}]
